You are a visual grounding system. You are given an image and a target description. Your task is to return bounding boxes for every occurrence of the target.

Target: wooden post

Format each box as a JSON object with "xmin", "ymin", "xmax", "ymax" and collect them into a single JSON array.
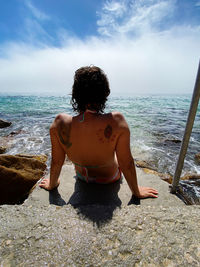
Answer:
[{"xmin": 171, "ymin": 61, "xmax": 200, "ymax": 193}]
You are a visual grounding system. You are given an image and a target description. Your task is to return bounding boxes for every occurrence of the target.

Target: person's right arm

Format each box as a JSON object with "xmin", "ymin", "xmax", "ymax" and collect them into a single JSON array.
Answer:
[{"xmin": 115, "ymin": 112, "xmax": 158, "ymax": 198}]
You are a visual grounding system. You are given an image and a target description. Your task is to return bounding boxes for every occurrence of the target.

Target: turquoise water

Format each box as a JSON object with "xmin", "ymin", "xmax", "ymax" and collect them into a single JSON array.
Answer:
[{"xmin": 0, "ymin": 94, "xmax": 200, "ymax": 178}]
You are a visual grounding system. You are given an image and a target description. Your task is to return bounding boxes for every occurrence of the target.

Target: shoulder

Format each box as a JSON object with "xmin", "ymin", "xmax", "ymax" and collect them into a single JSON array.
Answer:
[
  {"xmin": 55, "ymin": 113, "xmax": 72, "ymax": 123},
  {"xmin": 50, "ymin": 113, "xmax": 72, "ymax": 130},
  {"xmin": 111, "ymin": 111, "xmax": 129, "ymax": 129},
  {"xmin": 111, "ymin": 111, "xmax": 125, "ymax": 120}
]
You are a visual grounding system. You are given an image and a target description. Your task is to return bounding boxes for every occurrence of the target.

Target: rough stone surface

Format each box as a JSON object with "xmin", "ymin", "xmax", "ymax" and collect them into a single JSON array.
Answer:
[
  {"xmin": 135, "ymin": 161, "xmax": 200, "ymax": 186},
  {"xmin": 0, "ymin": 146, "xmax": 6, "ymax": 154},
  {"xmin": 6, "ymin": 130, "xmax": 25, "ymax": 136},
  {"xmin": 181, "ymin": 173, "xmax": 200, "ymax": 180},
  {"xmin": 0, "ymin": 136, "xmax": 13, "ymax": 151},
  {"xmin": 141, "ymin": 168, "xmax": 173, "ymax": 184},
  {"xmin": 164, "ymin": 138, "xmax": 181, "ymax": 144},
  {"xmin": 15, "ymin": 154, "xmax": 48, "ymax": 164},
  {"xmin": 0, "ymin": 204, "xmax": 199, "ymax": 267},
  {"xmin": 0, "ymin": 154, "xmax": 47, "ymax": 204},
  {"xmin": 135, "ymin": 160, "xmax": 173, "ymax": 184},
  {"xmin": 195, "ymin": 153, "xmax": 200, "ymax": 164},
  {"xmin": 0, "ymin": 119, "xmax": 12, "ymax": 128},
  {"xmin": 135, "ymin": 160, "xmax": 157, "ymax": 171},
  {"xmin": 178, "ymin": 180, "xmax": 200, "ymax": 205},
  {"xmin": 0, "ymin": 164, "xmax": 199, "ymax": 266}
]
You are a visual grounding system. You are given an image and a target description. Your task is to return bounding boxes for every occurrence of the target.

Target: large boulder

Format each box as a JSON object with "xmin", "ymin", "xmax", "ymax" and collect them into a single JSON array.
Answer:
[
  {"xmin": 0, "ymin": 119, "xmax": 12, "ymax": 128},
  {"xmin": 0, "ymin": 154, "xmax": 47, "ymax": 204}
]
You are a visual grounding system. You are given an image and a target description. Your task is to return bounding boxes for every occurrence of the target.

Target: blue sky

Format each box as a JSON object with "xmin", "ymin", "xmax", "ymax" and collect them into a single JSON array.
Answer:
[
  {"xmin": 0, "ymin": 0, "xmax": 102, "ymax": 46},
  {"xmin": 0, "ymin": 0, "xmax": 200, "ymax": 95}
]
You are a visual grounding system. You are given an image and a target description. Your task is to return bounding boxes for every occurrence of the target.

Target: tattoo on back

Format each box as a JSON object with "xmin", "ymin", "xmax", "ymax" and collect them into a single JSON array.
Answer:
[
  {"xmin": 104, "ymin": 124, "xmax": 112, "ymax": 139},
  {"xmin": 96, "ymin": 124, "xmax": 116, "ymax": 144},
  {"xmin": 58, "ymin": 123, "xmax": 72, "ymax": 148}
]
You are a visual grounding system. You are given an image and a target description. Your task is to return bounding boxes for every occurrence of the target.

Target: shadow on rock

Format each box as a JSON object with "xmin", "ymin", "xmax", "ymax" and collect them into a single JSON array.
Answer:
[
  {"xmin": 128, "ymin": 195, "xmax": 141, "ymax": 205},
  {"xmin": 68, "ymin": 178, "xmax": 122, "ymax": 226},
  {"xmin": 49, "ymin": 189, "xmax": 67, "ymax": 206}
]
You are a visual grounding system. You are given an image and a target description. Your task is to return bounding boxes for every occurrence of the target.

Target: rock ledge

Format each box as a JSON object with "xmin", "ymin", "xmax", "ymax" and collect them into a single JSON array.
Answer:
[{"xmin": 0, "ymin": 204, "xmax": 199, "ymax": 266}]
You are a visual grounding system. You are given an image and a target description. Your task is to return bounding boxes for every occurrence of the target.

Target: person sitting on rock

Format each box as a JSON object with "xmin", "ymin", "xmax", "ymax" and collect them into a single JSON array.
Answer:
[{"xmin": 39, "ymin": 66, "xmax": 158, "ymax": 199}]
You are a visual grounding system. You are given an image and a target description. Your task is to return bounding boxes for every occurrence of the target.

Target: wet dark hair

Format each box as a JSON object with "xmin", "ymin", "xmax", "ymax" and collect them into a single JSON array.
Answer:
[{"xmin": 71, "ymin": 66, "xmax": 110, "ymax": 113}]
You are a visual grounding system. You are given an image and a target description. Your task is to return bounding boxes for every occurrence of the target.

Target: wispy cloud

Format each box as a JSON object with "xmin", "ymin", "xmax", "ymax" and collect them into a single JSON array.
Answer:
[
  {"xmin": 18, "ymin": 0, "xmax": 54, "ymax": 46},
  {"xmin": 102, "ymin": 0, "xmax": 127, "ymax": 17},
  {"xmin": 97, "ymin": 0, "xmax": 127, "ymax": 36},
  {"xmin": 23, "ymin": 18, "xmax": 54, "ymax": 45},
  {"xmin": 97, "ymin": 0, "xmax": 175, "ymax": 36},
  {"xmin": 25, "ymin": 0, "xmax": 50, "ymax": 21}
]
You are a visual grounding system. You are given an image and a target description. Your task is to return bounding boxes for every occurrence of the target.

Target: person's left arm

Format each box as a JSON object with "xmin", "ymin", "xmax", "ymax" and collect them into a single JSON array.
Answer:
[{"xmin": 39, "ymin": 121, "xmax": 65, "ymax": 190}]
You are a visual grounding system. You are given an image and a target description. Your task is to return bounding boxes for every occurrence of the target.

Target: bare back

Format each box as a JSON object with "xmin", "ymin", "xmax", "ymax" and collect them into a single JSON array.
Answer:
[
  {"xmin": 53, "ymin": 111, "xmax": 125, "ymax": 179},
  {"xmin": 41, "ymin": 109, "xmax": 158, "ymax": 197}
]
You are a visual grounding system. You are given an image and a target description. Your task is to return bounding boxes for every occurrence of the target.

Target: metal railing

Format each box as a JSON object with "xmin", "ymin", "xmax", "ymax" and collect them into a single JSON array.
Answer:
[{"xmin": 171, "ymin": 60, "xmax": 200, "ymax": 193}]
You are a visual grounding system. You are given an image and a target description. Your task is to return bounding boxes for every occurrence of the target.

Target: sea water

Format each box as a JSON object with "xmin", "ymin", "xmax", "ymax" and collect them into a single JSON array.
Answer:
[{"xmin": 0, "ymin": 95, "xmax": 200, "ymax": 201}]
